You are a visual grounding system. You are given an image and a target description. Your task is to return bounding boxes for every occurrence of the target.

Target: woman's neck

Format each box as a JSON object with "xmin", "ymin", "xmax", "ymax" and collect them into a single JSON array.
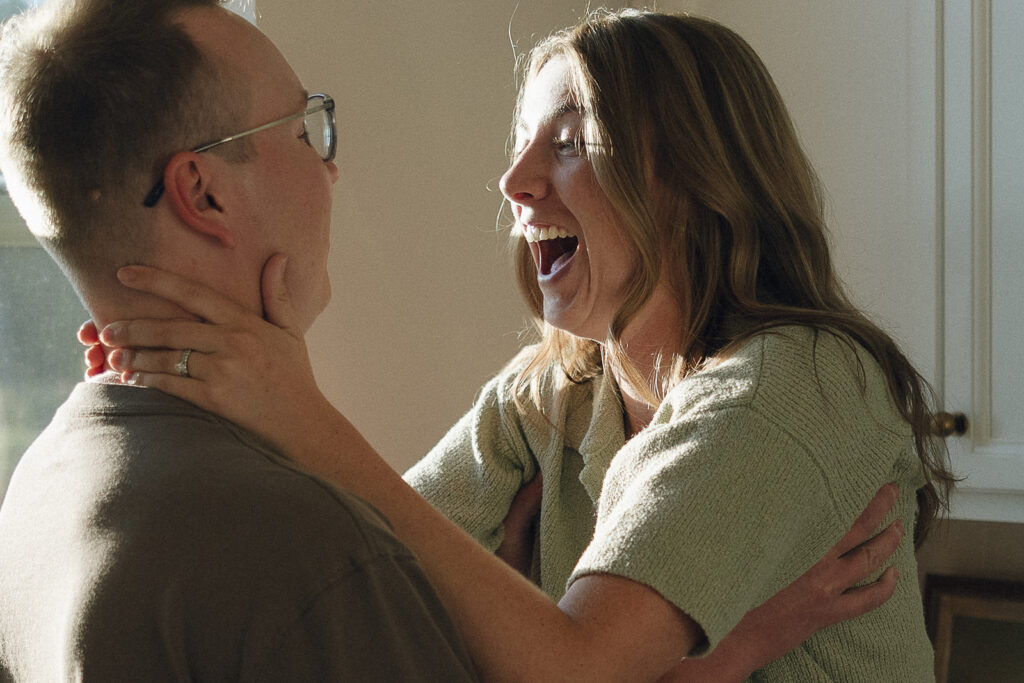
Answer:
[
  {"xmin": 603, "ymin": 283, "xmax": 684, "ymax": 437},
  {"xmin": 620, "ymin": 383, "xmax": 657, "ymax": 438},
  {"xmin": 606, "ymin": 344, "xmax": 668, "ymax": 437}
]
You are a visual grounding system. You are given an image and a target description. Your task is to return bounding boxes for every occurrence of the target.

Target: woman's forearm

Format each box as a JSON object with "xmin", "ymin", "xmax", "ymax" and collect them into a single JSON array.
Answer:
[
  {"xmin": 656, "ymin": 633, "xmax": 764, "ymax": 682},
  {"xmin": 295, "ymin": 396, "xmax": 697, "ymax": 682}
]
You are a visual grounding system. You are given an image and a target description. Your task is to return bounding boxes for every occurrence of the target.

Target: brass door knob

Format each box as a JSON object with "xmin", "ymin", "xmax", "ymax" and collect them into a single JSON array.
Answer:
[{"xmin": 933, "ymin": 412, "xmax": 968, "ymax": 437}]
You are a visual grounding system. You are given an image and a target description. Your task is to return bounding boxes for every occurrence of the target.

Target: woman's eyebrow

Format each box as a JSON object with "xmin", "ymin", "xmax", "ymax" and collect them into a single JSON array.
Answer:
[
  {"xmin": 552, "ymin": 102, "xmax": 580, "ymax": 117},
  {"xmin": 513, "ymin": 102, "xmax": 581, "ymax": 135}
]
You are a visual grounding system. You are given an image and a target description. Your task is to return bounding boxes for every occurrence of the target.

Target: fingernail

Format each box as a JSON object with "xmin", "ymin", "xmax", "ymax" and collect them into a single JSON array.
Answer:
[
  {"xmin": 108, "ymin": 348, "xmax": 130, "ymax": 370},
  {"xmin": 100, "ymin": 322, "xmax": 123, "ymax": 343},
  {"xmin": 117, "ymin": 266, "xmax": 138, "ymax": 284},
  {"xmin": 277, "ymin": 256, "xmax": 289, "ymax": 286},
  {"xmin": 124, "ymin": 371, "xmax": 141, "ymax": 386}
]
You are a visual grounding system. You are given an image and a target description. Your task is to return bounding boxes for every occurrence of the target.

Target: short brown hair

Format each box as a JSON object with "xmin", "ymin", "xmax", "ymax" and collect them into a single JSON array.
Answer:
[{"xmin": 0, "ymin": 0, "xmax": 250, "ymax": 274}]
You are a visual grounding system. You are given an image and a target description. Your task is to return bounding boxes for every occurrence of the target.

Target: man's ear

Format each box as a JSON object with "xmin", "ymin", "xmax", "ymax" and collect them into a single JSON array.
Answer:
[{"xmin": 163, "ymin": 151, "xmax": 238, "ymax": 249}]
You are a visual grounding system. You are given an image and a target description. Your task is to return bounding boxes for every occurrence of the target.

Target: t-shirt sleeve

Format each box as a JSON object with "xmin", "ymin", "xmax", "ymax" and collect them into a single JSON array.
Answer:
[
  {"xmin": 404, "ymin": 370, "xmax": 538, "ymax": 552},
  {"xmin": 252, "ymin": 553, "xmax": 480, "ymax": 682},
  {"xmin": 569, "ymin": 403, "xmax": 842, "ymax": 655}
]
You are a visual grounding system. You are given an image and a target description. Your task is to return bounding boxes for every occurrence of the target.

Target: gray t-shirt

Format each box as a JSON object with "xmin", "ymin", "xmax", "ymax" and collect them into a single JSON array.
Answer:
[{"xmin": 0, "ymin": 383, "xmax": 478, "ymax": 681}]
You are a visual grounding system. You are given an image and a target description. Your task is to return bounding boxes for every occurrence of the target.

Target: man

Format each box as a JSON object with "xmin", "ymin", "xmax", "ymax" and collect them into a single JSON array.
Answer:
[{"xmin": 0, "ymin": 0, "xmax": 478, "ymax": 679}]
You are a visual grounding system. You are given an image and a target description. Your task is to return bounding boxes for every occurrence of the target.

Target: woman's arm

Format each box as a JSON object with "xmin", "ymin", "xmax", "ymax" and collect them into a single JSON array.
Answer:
[
  {"xmin": 404, "ymin": 366, "xmax": 540, "ymax": 553},
  {"xmin": 96, "ymin": 263, "xmax": 903, "ymax": 682},
  {"xmin": 255, "ymin": 391, "xmax": 702, "ymax": 681},
  {"xmin": 236, "ymin": 400, "xmax": 901, "ymax": 682},
  {"xmin": 102, "ymin": 264, "xmax": 697, "ymax": 680},
  {"xmin": 496, "ymin": 474, "xmax": 902, "ymax": 682}
]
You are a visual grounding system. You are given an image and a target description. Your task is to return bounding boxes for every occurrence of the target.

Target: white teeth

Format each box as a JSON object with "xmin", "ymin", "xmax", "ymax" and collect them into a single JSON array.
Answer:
[{"xmin": 522, "ymin": 224, "xmax": 574, "ymax": 243}]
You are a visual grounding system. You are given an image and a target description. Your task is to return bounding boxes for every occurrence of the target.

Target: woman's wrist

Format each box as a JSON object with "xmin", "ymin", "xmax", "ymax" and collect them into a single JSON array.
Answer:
[{"xmin": 656, "ymin": 635, "xmax": 760, "ymax": 683}]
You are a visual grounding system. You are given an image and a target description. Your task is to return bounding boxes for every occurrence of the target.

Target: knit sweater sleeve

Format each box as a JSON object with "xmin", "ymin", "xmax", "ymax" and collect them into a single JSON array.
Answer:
[
  {"xmin": 404, "ymin": 354, "xmax": 539, "ymax": 552},
  {"xmin": 571, "ymin": 401, "xmax": 837, "ymax": 654},
  {"xmin": 568, "ymin": 330, "xmax": 912, "ymax": 656}
]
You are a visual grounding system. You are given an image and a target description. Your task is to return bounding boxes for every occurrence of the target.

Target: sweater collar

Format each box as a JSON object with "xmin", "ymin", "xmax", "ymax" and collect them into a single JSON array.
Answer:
[{"xmin": 564, "ymin": 369, "xmax": 627, "ymax": 503}]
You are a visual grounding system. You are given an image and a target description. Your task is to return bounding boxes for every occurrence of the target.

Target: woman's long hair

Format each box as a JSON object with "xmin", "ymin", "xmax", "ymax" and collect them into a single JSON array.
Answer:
[{"xmin": 510, "ymin": 9, "xmax": 955, "ymax": 543}]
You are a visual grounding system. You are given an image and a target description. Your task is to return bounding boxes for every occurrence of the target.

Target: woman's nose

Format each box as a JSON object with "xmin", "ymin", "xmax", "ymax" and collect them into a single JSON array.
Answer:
[{"xmin": 499, "ymin": 145, "xmax": 547, "ymax": 203}]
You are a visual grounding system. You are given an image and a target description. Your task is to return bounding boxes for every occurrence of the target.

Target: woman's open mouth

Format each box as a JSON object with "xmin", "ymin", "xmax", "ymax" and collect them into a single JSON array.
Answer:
[{"xmin": 523, "ymin": 224, "xmax": 580, "ymax": 277}]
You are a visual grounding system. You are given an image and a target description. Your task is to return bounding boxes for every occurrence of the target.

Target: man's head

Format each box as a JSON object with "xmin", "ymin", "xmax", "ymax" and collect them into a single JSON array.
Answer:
[{"xmin": 0, "ymin": 0, "xmax": 337, "ymax": 331}]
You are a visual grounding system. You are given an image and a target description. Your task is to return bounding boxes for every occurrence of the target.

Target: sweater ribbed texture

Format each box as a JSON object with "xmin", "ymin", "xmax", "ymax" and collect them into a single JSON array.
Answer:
[{"xmin": 406, "ymin": 327, "xmax": 935, "ymax": 681}]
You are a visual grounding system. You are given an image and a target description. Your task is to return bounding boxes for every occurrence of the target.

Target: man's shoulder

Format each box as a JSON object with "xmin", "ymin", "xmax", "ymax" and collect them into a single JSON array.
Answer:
[
  {"xmin": 125, "ymin": 413, "xmax": 408, "ymax": 572},
  {"xmin": 1, "ymin": 383, "xmax": 433, "ymax": 680},
  {"xmin": 22, "ymin": 381, "xmax": 410, "ymax": 575}
]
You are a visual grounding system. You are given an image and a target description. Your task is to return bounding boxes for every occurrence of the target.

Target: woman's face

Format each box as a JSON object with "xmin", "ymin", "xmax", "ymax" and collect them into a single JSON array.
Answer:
[{"xmin": 500, "ymin": 56, "xmax": 637, "ymax": 342}]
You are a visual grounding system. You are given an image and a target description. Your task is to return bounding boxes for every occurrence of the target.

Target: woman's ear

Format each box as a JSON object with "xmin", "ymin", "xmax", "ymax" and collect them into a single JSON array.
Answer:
[{"xmin": 162, "ymin": 151, "xmax": 238, "ymax": 249}]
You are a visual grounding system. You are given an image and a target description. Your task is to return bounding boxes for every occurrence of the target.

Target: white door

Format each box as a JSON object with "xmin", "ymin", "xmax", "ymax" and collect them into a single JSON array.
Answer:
[{"xmin": 942, "ymin": 0, "xmax": 1024, "ymax": 522}]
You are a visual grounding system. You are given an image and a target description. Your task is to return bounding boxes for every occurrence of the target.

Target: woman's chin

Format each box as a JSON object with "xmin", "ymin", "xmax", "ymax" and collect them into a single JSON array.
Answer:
[{"xmin": 542, "ymin": 307, "xmax": 606, "ymax": 343}]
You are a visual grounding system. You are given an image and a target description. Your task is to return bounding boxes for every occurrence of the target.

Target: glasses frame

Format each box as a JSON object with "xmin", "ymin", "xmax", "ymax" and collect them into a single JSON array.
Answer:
[{"xmin": 143, "ymin": 93, "xmax": 335, "ymax": 207}]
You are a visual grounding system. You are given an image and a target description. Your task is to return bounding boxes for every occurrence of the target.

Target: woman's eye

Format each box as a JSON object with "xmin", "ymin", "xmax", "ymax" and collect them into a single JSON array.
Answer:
[
  {"xmin": 553, "ymin": 136, "xmax": 585, "ymax": 157},
  {"xmin": 299, "ymin": 129, "xmax": 313, "ymax": 147}
]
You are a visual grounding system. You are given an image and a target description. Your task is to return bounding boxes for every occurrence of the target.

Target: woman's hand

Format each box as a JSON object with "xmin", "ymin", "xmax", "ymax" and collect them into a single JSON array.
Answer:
[
  {"xmin": 96, "ymin": 256, "xmax": 331, "ymax": 453},
  {"xmin": 659, "ymin": 483, "xmax": 905, "ymax": 682},
  {"xmin": 77, "ymin": 320, "xmax": 107, "ymax": 378},
  {"xmin": 496, "ymin": 473, "xmax": 544, "ymax": 578}
]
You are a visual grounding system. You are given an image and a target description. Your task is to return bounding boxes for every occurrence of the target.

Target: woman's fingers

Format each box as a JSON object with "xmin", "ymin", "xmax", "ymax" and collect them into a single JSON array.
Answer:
[
  {"xmin": 832, "ymin": 483, "xmax": 899, "ymax": 558},
  {"xmin": 117, "ymin": 265, "xmax": 250, "ymax": 326},
  {"xmin": 813, "ymin": 484, "xmax": 904, "ymax": 596},
  {"xmin": 84, "ymin": 343, "xmax": 107, "ymax": 377},
  {"xmin": 822, "ymin": 566, "xmax": 899, "ymax": 628},
  {"xmin": 496, "ymin": 474, "xmax": 544, "ymax": 577},
  {"xmin": 77, "ymin": 320, "xmax": 100, "ymax": 345},
  {"xmin": 841, "ymin": 565, "xmax": 899, "ymax": 608},
  {"xmin": 100, "ymin": 319, "xmax": 221, "ymax": 354},
  {"xmin": 837, "ymin": 519, "xmax": 905, "ymax": 588},
  {"xmin": 79, "ymin": 265, "xmax": 321, "ymax": 449},
  {"xmin": 109, "ymin": 347, "xmax": 207, "ymax": 379},
  {"xmin": 831, "ymin": 520, "xmax": 905, "ymax": 593},
  {"xmin": 79, "ymin": 320, "xmax": 105, "ymax": 377},
  {"xmin": 505, "ymin": 473, "xmax": 544, "ymax": 529}
]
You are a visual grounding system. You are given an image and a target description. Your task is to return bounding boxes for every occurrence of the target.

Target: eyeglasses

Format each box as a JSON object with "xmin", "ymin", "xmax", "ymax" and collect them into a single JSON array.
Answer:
[{"xmin": 143, "ymin": 93, "xmax": 336, "ymax": 207}]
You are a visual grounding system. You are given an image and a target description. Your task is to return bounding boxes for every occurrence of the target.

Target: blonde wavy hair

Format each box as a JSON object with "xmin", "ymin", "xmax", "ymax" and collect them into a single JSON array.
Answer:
[{"xmin": 509, "ymin": 9, "xmax": 954, "ymax": 542}]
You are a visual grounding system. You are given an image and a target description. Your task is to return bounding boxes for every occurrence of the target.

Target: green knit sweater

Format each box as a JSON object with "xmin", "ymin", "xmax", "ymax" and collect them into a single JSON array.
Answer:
[{"xmin": 405, "ymin": 326, "xmax": 935, "ymax": 681}]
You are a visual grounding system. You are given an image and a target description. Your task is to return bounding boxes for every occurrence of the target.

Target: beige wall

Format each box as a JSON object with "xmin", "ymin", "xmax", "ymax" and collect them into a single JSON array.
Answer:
[{"xmin": 258, "ymin": 1, "xmax": 609, "ymax": 473}]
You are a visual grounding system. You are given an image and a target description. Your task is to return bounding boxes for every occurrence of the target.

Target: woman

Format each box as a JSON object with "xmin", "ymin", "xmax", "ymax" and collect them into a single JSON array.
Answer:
[{"xmin": 91, "ymin": 10, "xmax": 950, "ymax": 680}]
